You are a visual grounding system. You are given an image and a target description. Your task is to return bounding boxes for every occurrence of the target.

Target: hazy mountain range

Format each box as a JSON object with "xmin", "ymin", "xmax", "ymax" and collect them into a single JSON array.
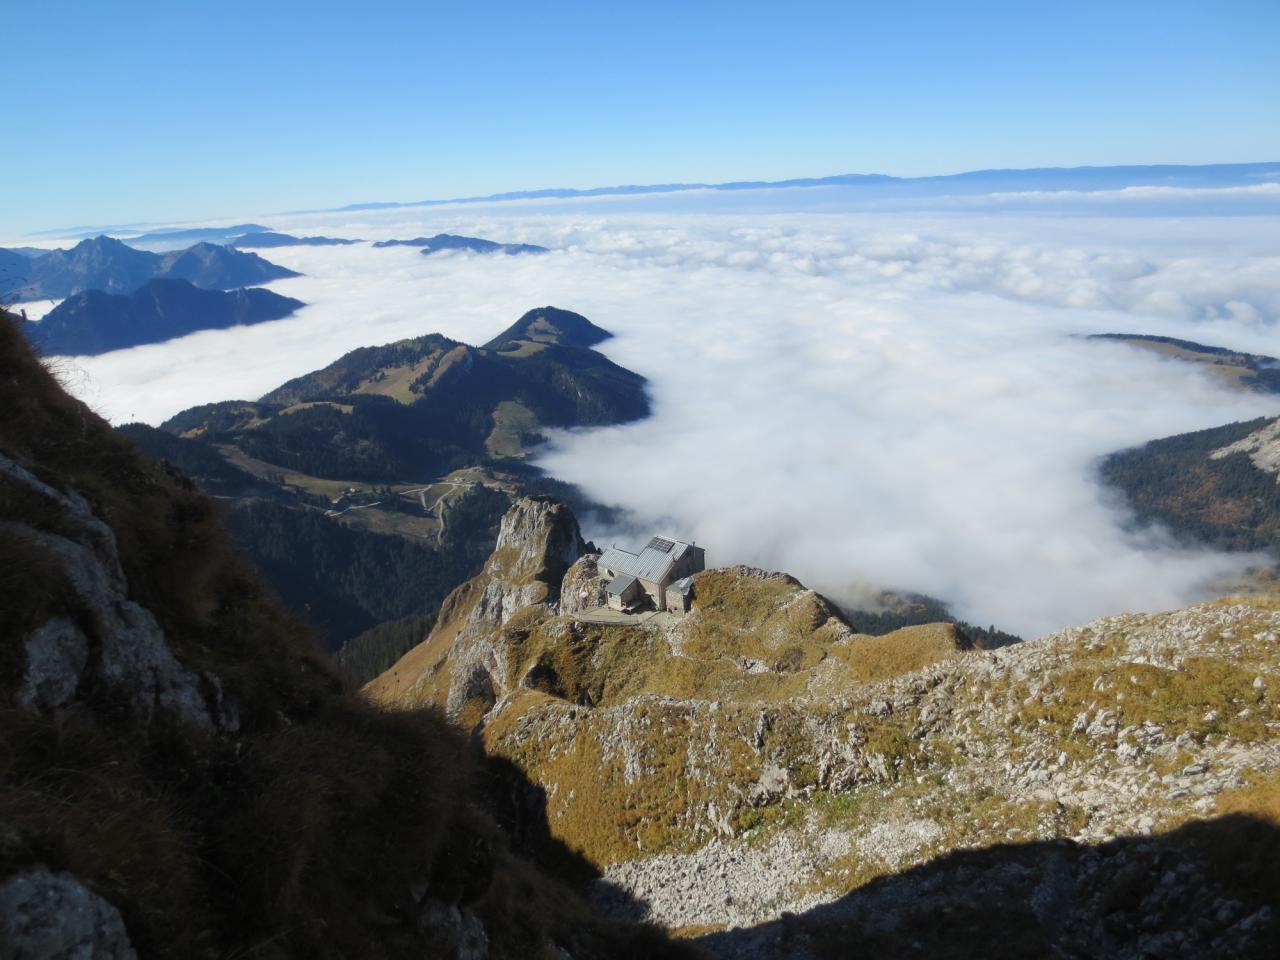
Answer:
[
  {"xmin": 328, "ymin": 161, "xmax": 1280, "ymax": 212},
  {"xmin": 119, "ymin": 222, "xmax": 274, "ymax": 251},
  {"xmin": 1, "ymin": 235, "xmax": 298, "ymax": 301},
  {"xmin": 228, "ymin": 231, "xmax": 359, "ymax": 248},
  {"xmin": 372, "ymin": 233, "xmax": 549, "ymax": 255}
]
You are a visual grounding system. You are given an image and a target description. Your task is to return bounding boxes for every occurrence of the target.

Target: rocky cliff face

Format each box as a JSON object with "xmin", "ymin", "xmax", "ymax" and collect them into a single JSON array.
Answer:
[{"xmin": 0, "ymin": 314, "xmax": 691, "ymax": 960}]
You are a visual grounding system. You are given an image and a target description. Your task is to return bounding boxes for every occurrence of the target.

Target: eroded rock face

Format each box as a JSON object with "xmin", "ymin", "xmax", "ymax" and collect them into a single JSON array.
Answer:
[
  {"xmin": 0, "ymin": 868, "xmax": 138, "ymax": 960},
  {"xmin": 1, "ymin": 453, "xmax": 214, "ymax": 729}
]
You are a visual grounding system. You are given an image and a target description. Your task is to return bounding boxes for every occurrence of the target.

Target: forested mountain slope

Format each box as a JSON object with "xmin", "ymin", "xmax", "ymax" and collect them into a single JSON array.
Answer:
[{"xmin": 1101, "ymin": 415, "xmax": 1280, "ymax": 554}]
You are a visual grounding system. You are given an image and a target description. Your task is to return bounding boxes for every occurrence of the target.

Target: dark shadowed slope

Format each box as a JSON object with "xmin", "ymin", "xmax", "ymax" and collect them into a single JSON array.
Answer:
[
  {"xmin": 695, "ymin": 816, "xmax": 1279, "ymax": 959},
  {"xmin": 25, "ymin": 278, "xmax": 304, "ymax": 356}
]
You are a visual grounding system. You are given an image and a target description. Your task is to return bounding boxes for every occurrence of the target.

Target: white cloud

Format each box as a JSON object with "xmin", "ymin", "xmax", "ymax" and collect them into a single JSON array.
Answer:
[{"xmin": 51, "ymin": 203, "xmax": 1280, "ymax": 637}]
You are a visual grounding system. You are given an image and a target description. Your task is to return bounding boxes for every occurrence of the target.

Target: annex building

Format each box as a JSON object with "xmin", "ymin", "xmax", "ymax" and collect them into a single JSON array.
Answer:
[{"xmin": 599, "ymin": 536, "xmax": 706, "ymax": 614}]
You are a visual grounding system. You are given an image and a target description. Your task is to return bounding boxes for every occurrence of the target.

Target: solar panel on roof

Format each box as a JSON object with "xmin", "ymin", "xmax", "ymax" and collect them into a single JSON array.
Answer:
[{"xmin": 646, "ymin": 536, "xmax": 675, "ymax": 553}]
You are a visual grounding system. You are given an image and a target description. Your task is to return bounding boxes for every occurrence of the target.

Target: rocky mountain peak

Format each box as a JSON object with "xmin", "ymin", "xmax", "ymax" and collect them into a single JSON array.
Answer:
[
  {"xmin": 366, "ymin": 496, "xmax": 588, "ymax": 721},
  {"xmin": 489, "ymin": 496, "xmax": 586, "ymax": 584}
]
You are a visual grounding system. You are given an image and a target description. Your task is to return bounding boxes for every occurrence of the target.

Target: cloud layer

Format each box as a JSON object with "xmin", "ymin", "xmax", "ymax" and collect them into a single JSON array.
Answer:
[{"xmin": 52, "ymin": 197, "xmax": 1280, "ymax": 637}]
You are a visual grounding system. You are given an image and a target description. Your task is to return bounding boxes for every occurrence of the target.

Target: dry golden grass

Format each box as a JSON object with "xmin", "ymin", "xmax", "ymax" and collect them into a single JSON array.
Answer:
[
  {"xmin": 486, "ymin": 399, "xmax": 540, "ymax": 458},
  {"xmin": 830, "ymin": 623, "xmax": 964, "ymax": 684},
  {"xmin": 492, "ymin": 338, "xmax": 550, "ymax": 358},
  {"xmin": 279, "ymin": 400, "xmax": 355, "ymax": 417}
]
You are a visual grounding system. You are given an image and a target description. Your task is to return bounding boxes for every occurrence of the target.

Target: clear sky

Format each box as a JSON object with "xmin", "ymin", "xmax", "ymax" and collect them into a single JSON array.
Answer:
[{"xmin": 4, "ymin": 0, "xmax": 1278, "ymax": 235}]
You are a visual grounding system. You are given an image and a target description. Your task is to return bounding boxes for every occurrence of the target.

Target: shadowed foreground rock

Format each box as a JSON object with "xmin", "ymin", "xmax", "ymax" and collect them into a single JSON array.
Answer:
[{"xmin": 0, "ymin": 869, "xmax": 138, "ymax": 959}]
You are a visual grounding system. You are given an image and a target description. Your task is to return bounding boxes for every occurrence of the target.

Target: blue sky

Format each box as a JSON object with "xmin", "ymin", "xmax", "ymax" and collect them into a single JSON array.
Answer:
[{"xmin": 5, "ymin": 0, "xmax": 1277, "ymax": 234}]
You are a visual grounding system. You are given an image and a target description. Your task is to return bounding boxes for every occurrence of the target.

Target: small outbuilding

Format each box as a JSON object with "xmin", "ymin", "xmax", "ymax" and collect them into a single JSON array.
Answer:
[{"xmin": 606, "ymin": 573, "xmax": 643, "ymax": 611}]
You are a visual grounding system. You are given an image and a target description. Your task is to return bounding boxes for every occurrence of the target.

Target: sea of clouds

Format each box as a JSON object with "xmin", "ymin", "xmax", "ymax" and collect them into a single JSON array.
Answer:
[{"xmin": 34, "ymin": 185, "xmax": 1280, "ymax": 637}]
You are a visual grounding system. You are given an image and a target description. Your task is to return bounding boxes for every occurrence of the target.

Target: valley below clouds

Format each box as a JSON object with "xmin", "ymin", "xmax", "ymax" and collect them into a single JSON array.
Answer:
[{"xmin": 50, "ymin": 194, "xmax": 1280, "ymax": 637}]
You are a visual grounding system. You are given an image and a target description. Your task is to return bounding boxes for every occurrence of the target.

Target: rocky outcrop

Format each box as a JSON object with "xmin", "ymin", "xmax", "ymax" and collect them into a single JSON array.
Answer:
[
  {"xmin": 559, "ymin": 553, "xmax": 607, "ymax": 615},
  {"xmin": 366, "ymin": 497, "xmax": 587, "ymax": 721},
  {"xmin": 1212, "ymin": 416, "xmax": 1280, "ymax": 477},
  {"xmin": 2, "ymin": 452, "xmax": 215, "ymax": 729},
  {"xmin": 0, "ymin": 869, "xmax": 137, "ymax": 959}
]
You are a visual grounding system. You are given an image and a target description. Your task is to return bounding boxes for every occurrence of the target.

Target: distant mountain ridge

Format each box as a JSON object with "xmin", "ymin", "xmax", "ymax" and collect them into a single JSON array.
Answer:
[
  {"xmin": 372, "ymin": 233, "xmax": 549, "ymax": 255},
  {"xmin": 24, "ymin": 278, "xmax": 304, "ymax": 356},
  {"xmin": 1, "ymin": 235, "xmax": 299, "ymax": 301},
  {"xmin": 324, "ymin": 162, "xmax": 1280, "ymax": 212},
  {"xmin": 121, "ymin": 223, "xmax": 274, "ymax": 251},
  {"xmin": 1088, "ymin": 333, "xmax": 1280, "ymax": 394},
  {"xmin": 229, "ymin": 231, "xmax": 359, "ymax": 248}
]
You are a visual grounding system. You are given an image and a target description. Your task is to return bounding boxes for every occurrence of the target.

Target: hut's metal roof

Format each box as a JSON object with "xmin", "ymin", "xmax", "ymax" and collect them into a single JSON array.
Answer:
[
  {"xmin": 606, "ymin": 573, "xmax": 637, "ymax": 595},
  {"xmin": 601, "ymin": 538, "xmax": 696, "ymax": 584},
  {"xmin": 599, "ymin": 547, "xmax": 639, "ymax": 574}
]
